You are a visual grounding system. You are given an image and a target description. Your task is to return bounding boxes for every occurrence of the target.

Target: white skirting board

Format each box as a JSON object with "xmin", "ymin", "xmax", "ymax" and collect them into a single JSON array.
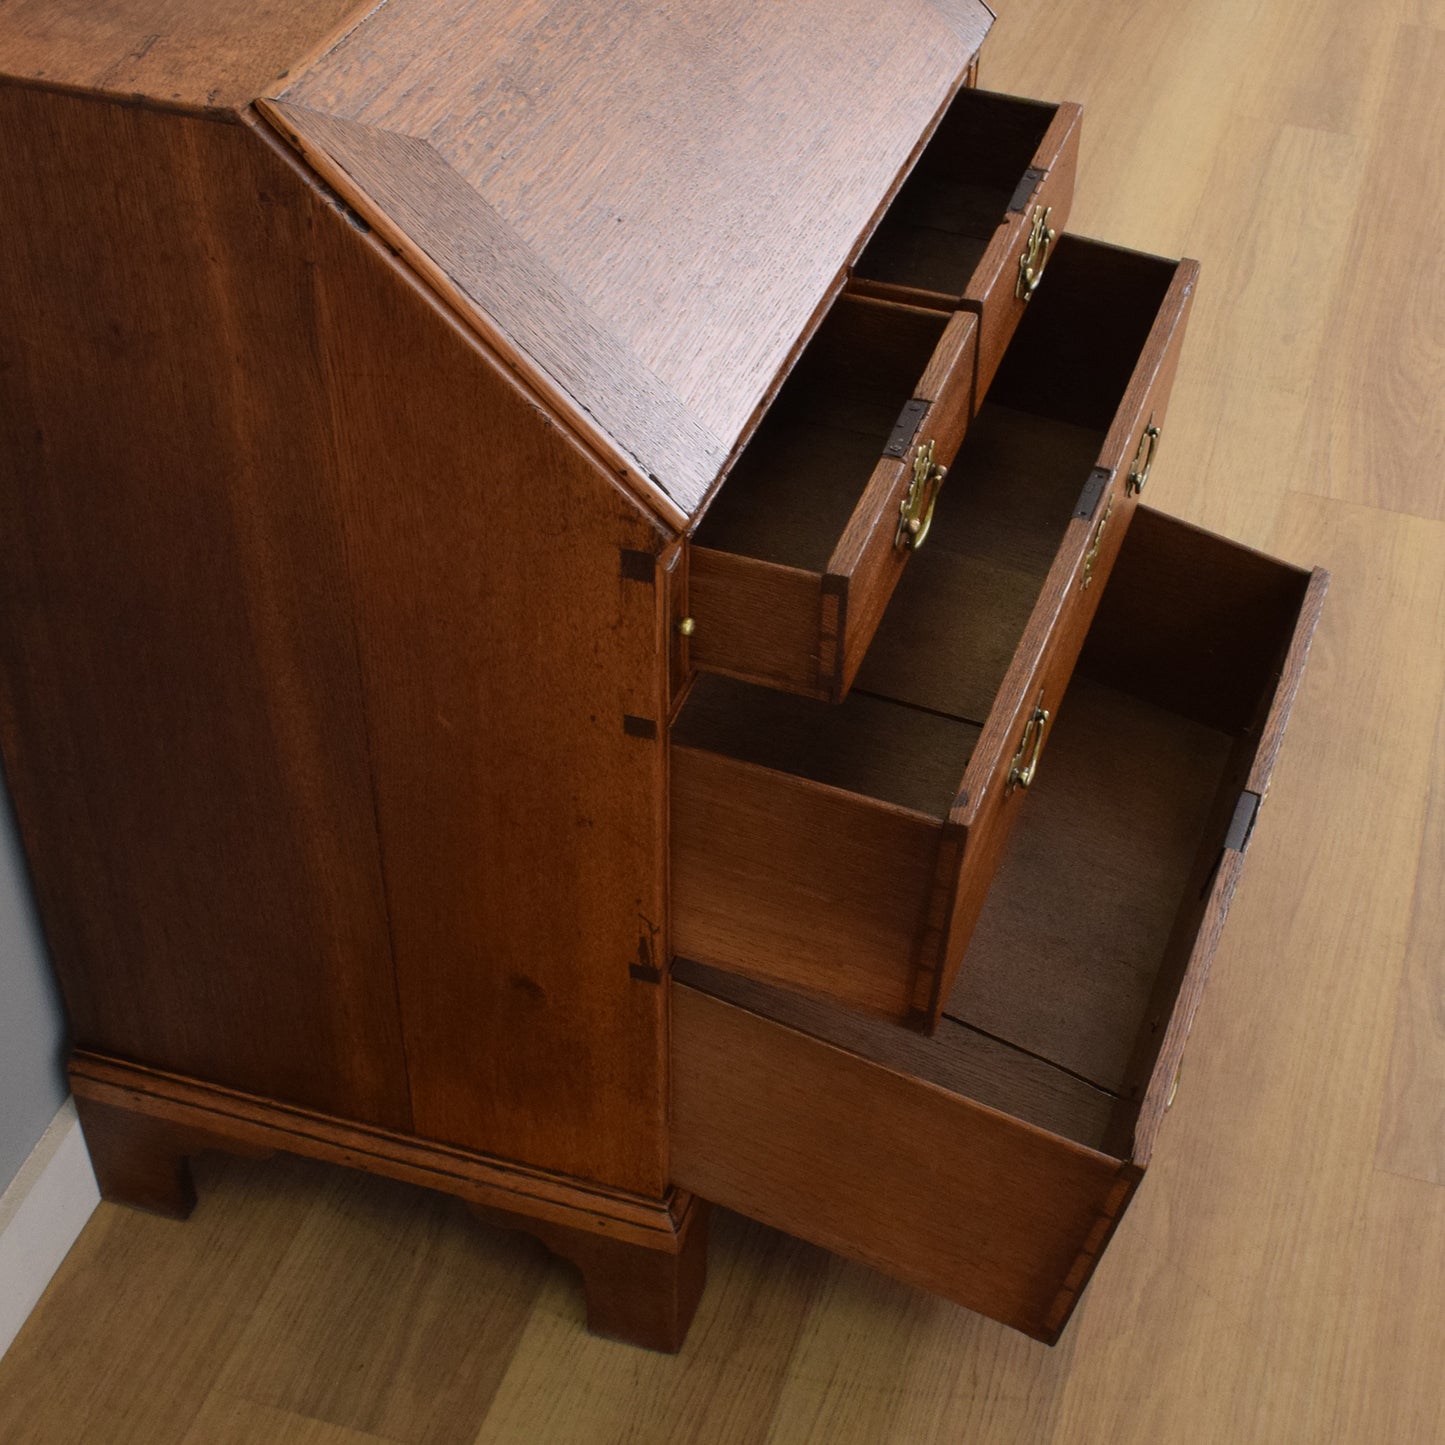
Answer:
[{"xmin": 0, "ymin": 1098, "xmax": 99, "ymax": 1360}]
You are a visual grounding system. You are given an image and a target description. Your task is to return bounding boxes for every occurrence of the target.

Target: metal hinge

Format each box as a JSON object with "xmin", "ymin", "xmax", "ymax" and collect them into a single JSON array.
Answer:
[
  {"xmin": 1008, "ymin": 165, "xmax": 1047, "ymax": 213},
  {"xmin": 1073, "ymin": 467, "xmax": 1112, "ymax": 519},
  {"xmin": 1224, "ymin": 790, "xmax": 1263, "ymax": 853},
  {"xmin": 883, "ymin": 397, "xmax": 930, "ymax": 459}
]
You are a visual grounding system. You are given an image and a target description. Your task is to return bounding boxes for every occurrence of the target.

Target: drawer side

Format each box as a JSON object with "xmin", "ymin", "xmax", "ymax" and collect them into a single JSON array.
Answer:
[
  {"xmin": 672, "ymin": 981, "xmax": 1130, "ymax": 1341},
  {"xmin": 671, "ymin": 745, "xmax": 940, "ymax": 1019},
  {"xmin": 687, "ymin": 550, "xmax": 825, "ymax": 696},
  {"xmin": 1091, "ymin": 517, "xmax": 1329, "ymax": 1163}
]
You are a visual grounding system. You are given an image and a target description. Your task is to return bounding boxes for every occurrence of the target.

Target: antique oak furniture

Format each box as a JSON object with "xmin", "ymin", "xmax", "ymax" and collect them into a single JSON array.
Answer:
[{"xmin": 0, "ymin": 0, "xmax": 1324, "ymax": 1348}]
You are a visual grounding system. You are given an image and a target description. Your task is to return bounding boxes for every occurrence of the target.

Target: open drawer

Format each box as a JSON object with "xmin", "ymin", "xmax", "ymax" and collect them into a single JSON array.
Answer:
[
  {"xmin": 689, "ymin": 294, "xmax": 976, "ymax": 701},
  {"xmin": 850, "ymin": 87, "xmax": 1081, "ymax": 403},
  {"xmin": 672, "ymin": 243, "xmax": 1198, "ymax": 1027},
  {"xmin": 671, "ymin": 512, "xmax": 1326, "ymax": 1340}
]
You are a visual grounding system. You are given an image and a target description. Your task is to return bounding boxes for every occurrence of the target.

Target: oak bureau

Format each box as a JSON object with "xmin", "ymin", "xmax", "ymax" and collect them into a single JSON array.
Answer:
[{"xmin": 0, "ymin": 0, "xmax": 1325, "ymax": 1349}]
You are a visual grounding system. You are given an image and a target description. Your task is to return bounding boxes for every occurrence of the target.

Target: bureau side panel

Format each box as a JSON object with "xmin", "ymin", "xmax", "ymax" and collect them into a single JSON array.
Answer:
[
  {"xmin": 0, "ymin": 87, "xmax": 672, "ymax": 1195},
  {"xmin": 294, "ymin": 131, "xmax": 673, "ymax": 1195},
  {"xmin": 0, "ymin": 85, "xmax": 411, "ymax": 1127}
]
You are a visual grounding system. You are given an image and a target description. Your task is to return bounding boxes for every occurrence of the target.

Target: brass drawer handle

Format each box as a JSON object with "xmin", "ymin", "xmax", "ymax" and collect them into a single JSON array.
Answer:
[
  {"xmin": 1015, "ymin": 205, "xmax": 1056, "ymax": 302},
  {"xmin": 1081, "ymin": 495, "xmax": 1113, "ymax": 590},
  {"xmin": 1007, "ymin": 697, "xmax": 1050, "ymax": 792},
  {"xmin": 1127, "ymin": 417, "xmax": 1162, "ymax": 495},
  {"xmin": 895, "ymin": 438, "xmax": 947, "ymax": 551}
]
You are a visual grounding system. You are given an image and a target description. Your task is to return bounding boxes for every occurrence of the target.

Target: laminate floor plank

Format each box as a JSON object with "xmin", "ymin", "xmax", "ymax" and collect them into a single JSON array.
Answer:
[
  {"xmin": 1375, "ymin": 682, "xmax": 1445, "ymax": 1186},
  {"xmin": 1147, "ymin": 119, "xmax": 1369, "ymax": 545},
  {"xmin": 1330, "ymin": 1171, "xmax": 1445, "ymax": 1445},
  {"xmin": 180, "ymin": 1395, "xmax": 405, "ymax": 1445},
  {"xmin": 760, "ymin": 1259, "xmax": 1078, "ymax": 1445},
  {"xmin": 0, "ymin": 1156, "xmax": 313, "ymax": 1445},
  {"xmin": 1043, "ymin": 494, "xmax": 1445, "ymax": 1445},
  {"xmin": 212, "ymin": 1164, "xmax": 550, "ymax": 1445},
  {"xmin": 469, "ymin": 1211, "xmax": 829, "ymax": 1445},
  {"xmin": 1296, "ymin": 26, "xmax": 1445, "ymax": 521},
  {"xmin": 987, "ymin": 0, "xmax": 1261, "ymax": 254},
  {"xmin": 1230, "ymin": 0, "xmax": 1409, "ymax": 136}
]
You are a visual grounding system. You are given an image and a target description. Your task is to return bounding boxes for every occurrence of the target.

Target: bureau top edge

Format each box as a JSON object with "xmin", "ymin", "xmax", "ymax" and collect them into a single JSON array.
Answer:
[
  {"xmin": 3, "ymin": 0, "xmax": 995, "ymax": 529},
  {"xmin": 258, "ymin": 0, "xmax": 993, "ymax": 526}
]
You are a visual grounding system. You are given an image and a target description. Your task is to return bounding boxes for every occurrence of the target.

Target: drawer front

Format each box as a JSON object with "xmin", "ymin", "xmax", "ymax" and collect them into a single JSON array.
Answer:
[
  {"xmin": 965, "ymin": 105, "xmax": 1082, "ymax": 403},
  {"xmin": 675, "ymin": 249, "xmax": 1201, "ymax": 1033},
  {"xmin": 824, "ymin": 308, "xmax": 978, "ymax": 694},
  {"xmin": 671, "ymin": 676, "xmax": 959, "ymax": 1023},
  {"xmin": 850, "ymin": 90, "xmax": 1082, "ymax": 407},
  {"xmin": 672, "ymin": 517, "xmax": 1324, "ymax": 1339},
  {"xmin": 926, "ymin": 249, "xmax": 1200, "ymax": 1017},
  {"xmin": 688, "ymin": 301, "xmax": 977, "ymax": 701}
]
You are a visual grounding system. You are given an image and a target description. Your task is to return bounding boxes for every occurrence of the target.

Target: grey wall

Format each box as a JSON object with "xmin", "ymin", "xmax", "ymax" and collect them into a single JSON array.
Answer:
[{"xmin": 0, "ymin": 776, "xmax": 67, "ymax": 1189}]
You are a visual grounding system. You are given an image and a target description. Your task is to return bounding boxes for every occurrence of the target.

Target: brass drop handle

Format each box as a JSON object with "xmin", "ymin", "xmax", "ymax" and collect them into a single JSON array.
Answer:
[
  {"xmin": 1015, "ymin": 205, "xmax": 1056, "ymax": 302},
  {"xmin": 1081, "ymin": 496, "xmax": 1113, "ymax": 590},
  {"xmin": 1007, "ymin": 698, "xmax": 1050, "ymax": 793},
  {"xmin": 895, "ymin": 438, "xmax": 947, "ymax": 552},
  {"xmin": 1127, "ymin": 417, "xmax": 1162, "ymax": 495}
]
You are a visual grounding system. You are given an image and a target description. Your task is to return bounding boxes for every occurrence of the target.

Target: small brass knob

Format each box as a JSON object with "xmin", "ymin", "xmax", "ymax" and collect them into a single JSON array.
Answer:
[{"xmin": 677, "ymin": 616, "xmax": 696, "ymax": 637}]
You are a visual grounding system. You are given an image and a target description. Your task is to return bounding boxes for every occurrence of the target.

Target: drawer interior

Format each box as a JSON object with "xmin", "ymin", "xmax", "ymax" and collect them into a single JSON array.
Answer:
[
  {"xmin": 672, "ymin": 665, "xmax": 970, "ymax": 1023},
  {"xmin": 673, "ymin": 672, "xmax": 973, "ymax": 819},
  {"xmin": 694, "ymin": 295, "xmax": 950, "ymax": 570},
  {"xmin": 675, "ymin": 508, "xmax": 1320, "ymax": 1160},
  {"xmin": 949, "ymin": 508, "xmax": 1320, "ymax": 1136},
  {"xmin": 686, "ymin": 244, "xmax": 1183, "ymax": 793},
  {"xmin": 854, "ymin": 89, "xmax": 1063, "ymax": 300},
  {"xmin": 677, "ymin": 957, "xmax": 1119, "ymax": 1150},
  {"xmin": 855, "ymin": 239, "xmax": 1180, "ymax": 720},
  {"xmin": 944, "ymin": 672, "xmax": 1230, "ymax": 1119},
  {"xmin": 990, "ymin": 237, "xmax": 1178, "ymax": 435}
]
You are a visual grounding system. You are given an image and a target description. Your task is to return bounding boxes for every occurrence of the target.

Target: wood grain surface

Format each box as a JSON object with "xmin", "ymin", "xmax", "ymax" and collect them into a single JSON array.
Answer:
[
  {"xmin": 687, "ymin": 297, "xmax": 976, "ymax": 699},
  {"xmin": 853, "ymin": 250, "xmax": 1198, "ymax": 1024},
  {"xmin": 0, "ymin": 0, "xmax": 368, "ymax": 113},
  {"xmin": 262, "ymin": 0, "xmax": 991, "ymax": 518},
  {"xmin": 0, "ymin": 88, "xmax": 412, "ymax": 1131},
  {"xmin": 0, "ymin": 88, "xmax": 674, "ymax": 1195},
  {"xmin": 670, "ymin": 981, "xmax": 1132, "ymax": 1343},
  {"xmin": 675, "ymin": 959, "xmax": 1116, "ymax": 1150},
  {"xmin": 5, "ymin": 0, "xmax": 1445, "ymax": 1439}
]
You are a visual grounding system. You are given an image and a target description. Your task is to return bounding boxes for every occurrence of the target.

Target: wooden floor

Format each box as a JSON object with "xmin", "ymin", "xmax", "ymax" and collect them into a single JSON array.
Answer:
[{"xmin": 5, "ymin": 0, "xmax": 1445, "ymax": 1439}]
